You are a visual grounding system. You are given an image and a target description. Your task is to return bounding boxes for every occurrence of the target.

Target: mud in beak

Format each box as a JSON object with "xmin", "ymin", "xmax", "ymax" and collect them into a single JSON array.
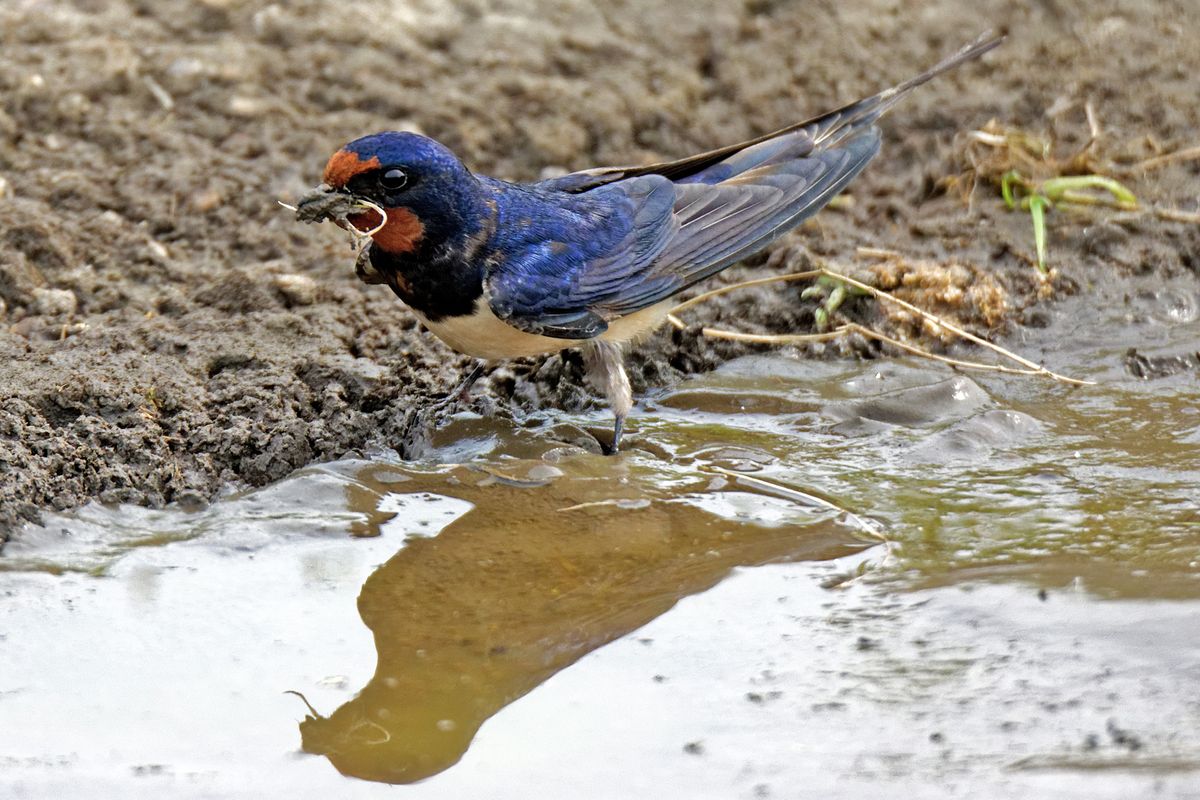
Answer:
[{"xmin": 294, "ymin": 183, "xmax": 368, "ymax": 224}]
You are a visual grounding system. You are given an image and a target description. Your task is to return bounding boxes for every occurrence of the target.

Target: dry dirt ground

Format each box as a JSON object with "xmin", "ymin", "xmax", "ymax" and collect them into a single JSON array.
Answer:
[{"xmin": 1, "ymin": 0, "xmax": 1197, "ymax": 537}]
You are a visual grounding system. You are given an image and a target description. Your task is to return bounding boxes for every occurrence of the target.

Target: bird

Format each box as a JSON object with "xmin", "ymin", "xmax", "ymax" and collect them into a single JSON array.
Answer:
[{"xmin": 294, "ymin": 34, "xmax": 1002, "ymax": 453}]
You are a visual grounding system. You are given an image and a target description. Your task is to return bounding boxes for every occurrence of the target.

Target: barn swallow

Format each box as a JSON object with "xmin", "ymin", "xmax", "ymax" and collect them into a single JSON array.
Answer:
[{"xmin": 295, "ymin": 34, "xmax": 1002, "ymax": 452}]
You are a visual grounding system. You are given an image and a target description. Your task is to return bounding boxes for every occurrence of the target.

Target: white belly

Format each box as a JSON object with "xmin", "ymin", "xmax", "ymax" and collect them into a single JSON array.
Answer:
[{"xmin": 416, "ymin": 302, "xmax": 672, "ymax": 360}]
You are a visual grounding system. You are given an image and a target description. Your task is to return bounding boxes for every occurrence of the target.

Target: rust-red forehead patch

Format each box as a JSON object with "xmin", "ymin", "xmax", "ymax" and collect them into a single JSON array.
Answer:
[{"xmin": 323, "ymin": 149, "xmax": 381, "ymax": 188}]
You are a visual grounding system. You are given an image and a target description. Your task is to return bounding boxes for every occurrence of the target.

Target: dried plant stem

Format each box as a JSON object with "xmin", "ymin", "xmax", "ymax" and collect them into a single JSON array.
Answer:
[
  {"xmin": 669, "ymin": 266, "xmax": 1095, "ymax": 387},
  {"xmin": 1134, "ymin": 144, "xmax": 1200, "ymax": 172},
  {"xmin": 839, "ymin": 323, "xmax": 1077, "ymax": 381},
  {"xmin": 669, "ymin": 270, "xmax": 823, "ymax": 317},
  {"xmin": 1084, "ymin": 100, "xmax": 1101, "ymax": 143},
  {"xmin": 818, "ymin": 267, "xmax": 1092, "ymax": 383},
  {"xmin": 855, "ymin": 246, "xmax": 902, "ymax": 259},
  {"xmin": 276, "ymin": 198, "xmax": 389, "ymax": 238},
  {"xmin": 1153, "ymin": 206, "xmax": 1200, "ymax": 224},
  {"xmin": 694, "ymin": 327, "xmax": 848, "ymax": 346},
  {"xmin": 353, "ymin": 200, "xmax": 389, "ymax": 237}
]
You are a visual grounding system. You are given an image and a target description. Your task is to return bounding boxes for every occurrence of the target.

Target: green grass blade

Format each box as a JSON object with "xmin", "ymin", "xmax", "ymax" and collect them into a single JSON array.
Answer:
[
  {"xmin": 1000, "ymin": 170, "xmax": 1023, "ymax": 209},
  {"xmin": 1029, "ymin": 194, "xmax": 1050, "ymax": 274},
  {"xmin": 1041, "ymin": 175, "xmax": 1138, "ymax": 207}
]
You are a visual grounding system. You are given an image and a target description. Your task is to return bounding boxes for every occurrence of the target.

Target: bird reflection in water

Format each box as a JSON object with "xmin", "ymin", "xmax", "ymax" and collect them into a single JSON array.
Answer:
[{"xmin": 297, "ymin": 445, "xmax": 869, "ymax": 784}]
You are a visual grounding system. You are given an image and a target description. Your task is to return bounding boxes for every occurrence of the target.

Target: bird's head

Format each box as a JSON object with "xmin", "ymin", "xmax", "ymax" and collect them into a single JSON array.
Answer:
[{"xmin": 296, "ymin": 131, "xmax": 485, "ymax": 256}]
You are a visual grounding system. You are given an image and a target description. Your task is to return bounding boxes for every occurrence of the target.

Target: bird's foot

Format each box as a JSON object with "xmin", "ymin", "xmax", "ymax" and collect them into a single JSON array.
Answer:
[
  {"xmin": 602, "ymin": 415, "xmax": 625, "ymax": 455},
  {"xmin": 428, "ymin": 362, "xmax": 486, "ymax": 418}
]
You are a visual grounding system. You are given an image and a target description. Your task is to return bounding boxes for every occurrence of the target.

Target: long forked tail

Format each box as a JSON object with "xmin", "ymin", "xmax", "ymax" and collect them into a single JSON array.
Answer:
[
  {"xmin": 617, "ymin": 34, "xmax": 1004, "ymax": 302},
  {"xmin": 808, "ymin": 31, "xmax": 1006, "ymax": 149},
  {"xmin": 542, "ymin": 32, "xmax": 1004, "ymax": 193}
]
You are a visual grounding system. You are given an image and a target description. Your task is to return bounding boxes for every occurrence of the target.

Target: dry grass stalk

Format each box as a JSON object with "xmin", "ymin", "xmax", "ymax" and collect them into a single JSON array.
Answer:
[
  {"xmin": 668, "ymin": 267, "xmax": 1095, "ymax": 387},
  {"xmin": 1128, "ymin": 144, "xmax": 1200, "ymax": 173}
]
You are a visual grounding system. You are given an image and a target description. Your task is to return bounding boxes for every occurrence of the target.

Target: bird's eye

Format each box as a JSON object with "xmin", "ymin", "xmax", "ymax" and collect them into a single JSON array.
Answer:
[{"xmin": 379, "ymin": 168, "xmax": 408, "ymax": 191}]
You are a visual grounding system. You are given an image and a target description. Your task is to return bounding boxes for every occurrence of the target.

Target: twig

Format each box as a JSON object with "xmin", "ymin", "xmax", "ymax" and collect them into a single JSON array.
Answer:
[
  {"xmin": 1153, "ymin": 206, "xmax": 1200, "ymax": 224},
  {"xmin": 276, "ymin": 199, "xmax": 389, "ymax": 238},
  {"xmin": 817, "ymin": 267, "xmax": 1093, "ymax": 385},
  {"xmin": 967, "ymin": 130, "xmax": 1008, "ymax": 147},
  {"xmin": 1134, "ymin": 145, "xmax": 1200, "ymax": 172},
  {"xmin": 840, "ymin": 323, "xmax": 1082, "ymax": 381},
  {"xmin": 695, "ymin": 320, "xmax": 1089, "ymax": 383},
  {"xmin": 855, "ymin": 246, "xmax": 902, "ymax": 259},
  {"xmin": 143, "ymin": 76, "xmax": 175, "ymax": 111},
  {"xmin": 669, "ymin": 270, "xmax": 822, "ymax": 316},
  {"xmin": 668, "ymin": 265, "xmax": 1096, "ymax": 387},
  {"xmin": 694, "ymin": 327, "xmax": 847, "ymax": 346},
  {"xmin": 1084, "ymin": 100, "xmax": 1101, "ymax": 144}
]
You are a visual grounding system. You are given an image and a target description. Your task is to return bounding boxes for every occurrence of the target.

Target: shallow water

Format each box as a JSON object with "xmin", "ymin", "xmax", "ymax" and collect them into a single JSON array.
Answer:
[{"xmin": 2, "ymin": 278, "xmax": 1199, "ymax": 798}]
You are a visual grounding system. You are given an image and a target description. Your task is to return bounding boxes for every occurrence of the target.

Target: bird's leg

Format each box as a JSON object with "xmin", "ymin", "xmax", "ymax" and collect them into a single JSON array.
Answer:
[
  {"xmin": 431, "ymin": 360, "xmax": 486, "ymax": 416},
  {"xmin": 583, "ymin": 340, "xmax": 632, "ymax": 454},
  {"xmin": 611, "ymin": 414, "xmax": 626, "ymax": 453},
  {"xmin": 450, "ymin": 360, "xmax": 486, "ymax": 403}
]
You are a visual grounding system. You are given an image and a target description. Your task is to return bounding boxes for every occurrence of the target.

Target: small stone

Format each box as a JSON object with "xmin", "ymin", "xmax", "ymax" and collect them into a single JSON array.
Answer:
[
  {"xmin": 191, "ymin": 189, "xmax": 223, "ymax": 213},
  {"xmin": 252, "ymin": 5, "xmax": 285, "ymax": 36},
  {"xmin": 31, "ymin": 288, "xmax": 77, "ymax": 316},
  {"xmin": 524, "ymin": 464, "xmax": 563, "ymax": 482},
  {"xmin": 228, "ymin": 95, "xmax": 267, "ymax": 116},
  {"xmin": 273, "ymin": 273, "xmax": 317, "ymax": 306},
  {"xmin": 167, "ymin": 58, "xmax": 205, "ymax": 78},
  {"xmin": 146, "ymin": 240, "xmax": 170, "ymax": 261}
]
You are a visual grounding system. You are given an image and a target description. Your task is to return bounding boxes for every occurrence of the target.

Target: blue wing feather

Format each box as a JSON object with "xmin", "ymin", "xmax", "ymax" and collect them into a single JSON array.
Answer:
[
  {"xmin": 478, "ymin": 34, "xmax": 1002, "ymax": 340},
  {"xmin": 482, "ymin": 175, "xmax": 678, "ymax": 338},
  {"xmin": 483, "ymin": 128, "xmax": 880, "ymax": 339}
]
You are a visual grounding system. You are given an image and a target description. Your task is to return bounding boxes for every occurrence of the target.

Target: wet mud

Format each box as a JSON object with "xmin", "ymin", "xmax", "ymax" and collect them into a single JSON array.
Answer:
[
  {"xmin": 2, "ymin": 0, "xmax": 1199, "ymax": 535},
  {"xmin": 2, "ymin": 310, "xmax": 1197, "ymax": 795}
]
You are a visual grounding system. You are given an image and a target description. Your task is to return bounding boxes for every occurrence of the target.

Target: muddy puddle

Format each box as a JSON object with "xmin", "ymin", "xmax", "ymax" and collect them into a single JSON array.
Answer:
[{"xmin": 2, "ymin": 278, "xmax": 1199, "ymax": 799}]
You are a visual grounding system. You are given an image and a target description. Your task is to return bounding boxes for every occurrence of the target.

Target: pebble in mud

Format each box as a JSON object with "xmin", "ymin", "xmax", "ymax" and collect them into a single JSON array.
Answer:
[
  {"xmin": 30, "ymin": 287, "xmax": 77, "ymax": 316},
  {"xmin": 1124, "ymin": 347, "xmax": 1200, "ymax": 379},
  {"xmin": 272, "ymin": 273, "xmax": 318, "ymax": 306}
]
